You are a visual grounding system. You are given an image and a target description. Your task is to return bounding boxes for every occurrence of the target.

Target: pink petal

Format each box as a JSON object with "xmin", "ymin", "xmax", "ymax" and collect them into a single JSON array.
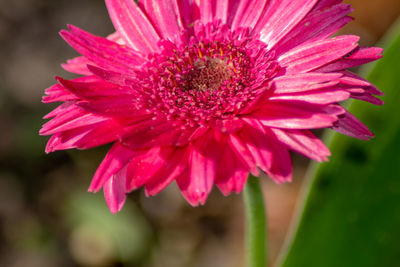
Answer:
[
  {"xmin": 61, "ymin": 56, "xmax": 92, "ymax": 75},
  {"xmin": 317, "ymin": 47, "xmax": 383, "ymax": 72},
  {"xmin": 229, "ymin": 134, "xmax": 259, "ymax": 176},
  {"xmin": 199, "ymin": 0, "xmax": 214, "ymax": 25},
  {"xmin": 104, "ymin": 166, "xmax": 127, "ymax": 214},
  {"xmin": 60, "ymin": 25, "xmax": 143, "ymax": 75},
  {"xmin": 264, "ymin": 132, "xmax": 293, "ymax": 184},
  {"xmin": 237, "ymin": 119, "xmax": 292, "ymax": 183},
  {"xmin": 144, "ymin": 146, "xmax": 189, "ymax": 196},
  {"xmin": 125, "ymin": 147, "xmax": 167, "ymax": 191},
  {"xmin": 40, "ymin": 106, "xmax": 107, "ymax": 135},
  {"xmin": 269, "ymin": 89, "xmax": 351, "ymax": 105},
  {"xmin": 42, "ymin": 102, "xmax": 75, "ymax": 119},
  {"xmin": 216, "ymin": 167, "xmax": 248, "ymax": 196},
  {"xmin": 61, "ymin": 31, "xmax": 125, "ymax": 75},
  {"xmin": 235, "ymin": 120, "xmax": 272, "ymax": 175},
  {"xmin": 139, "ymin": 0, "xmax": 183, "ymax": 41},
  {"xmin": 86, "ymin": 65, "xmax": 132, "ymax": 86},
  {"xmin": 231, "ymin": 0, "xmax": 268, "ymax": 30},
  {"xmin": 274, "ymin": 3, "xmax": 353, "ymax": 55},
  {"xmin": 77, "ymin": 95, "xmax": 144, "ymax": 117},
  {"xmin": 56, "ymin": 76, "xmax": 124, "ymax": 100},
  {"xmin": 278, "ymin": 35, "xmax": 360, "ymax": 74},
  {"xmin": 213, "ymin": 118, "xmax": 244, "ymax": 134},
  {"xmin": 272, "ymin": 73, "xmax": 343, "ymax": 94},
  {"xmin": 255, "ymin": 0, "xmax": 319, "ymax": 49},
  {"xmin": 250, "ymin": 101, "xmax": 343, "ymax": 129},
  {"xmin": 332, "ymin": 110, "xmax": 374, "ymax": 140},
  {"xmin": 339, "ymin": 71, "xmax": 383, "ymax": 95},
  {"xmin": 271, "ymin": 128, "xmax": 330, "ymax": 162},
  {"xmin": 120, "ymin": 120, "xmax": 206, "ymax": 149},
  {"xmin": 179, "ymin": 0, "xmax": 200, "ymax": 28},
  {"xmin": 89, "ymin": 143, "xmax": 136, "ymax": 192},
  {"xmin": 43, "ymin": 83, "xmax": 77, "ymax": 103},
  {"xmin": 176, "ymin": 131, "xmax": 217, "ymax": 206},
  {"xmin": 45, "ymin": 130, "xmax": 88, "ymax": 154},
  {"xmin": 214, "ymin": 134, "xmax": 249, "ymax": 195},
  {"xmin": 351, "ymin": 93, "xmax": 384, "ymax": 105},
  {"xmin": 313, "ymin": 0, "xmax": 342, "ymax": 10},
  {"xmin": 45, "ymin": 119, "xmax": 124, "ymax": 153},
  {"xmin": 105, "ymin": 0, "xmax": 160, "ymax": 54}
]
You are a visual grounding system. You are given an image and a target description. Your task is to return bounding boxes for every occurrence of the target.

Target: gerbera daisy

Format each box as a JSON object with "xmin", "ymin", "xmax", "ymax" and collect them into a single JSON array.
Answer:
[{"xmin": 41, "ymin": 0, "xmax": 383, "ymax": 213}]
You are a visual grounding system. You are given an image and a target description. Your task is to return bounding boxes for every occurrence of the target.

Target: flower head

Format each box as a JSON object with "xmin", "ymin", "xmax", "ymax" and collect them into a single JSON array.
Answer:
[{"xmin": 41, "ymin": 0, "xmax": 383, "ymax": 213}]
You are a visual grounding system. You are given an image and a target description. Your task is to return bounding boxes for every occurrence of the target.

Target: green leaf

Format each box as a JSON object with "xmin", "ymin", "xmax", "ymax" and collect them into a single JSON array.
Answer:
[
  {"xmin": 278, "ymin": 20, "xmax": 400, "ymax": 267},
  {"xmin": 64, "ymin": 192, "xmax": 153, "ymax": 263}
]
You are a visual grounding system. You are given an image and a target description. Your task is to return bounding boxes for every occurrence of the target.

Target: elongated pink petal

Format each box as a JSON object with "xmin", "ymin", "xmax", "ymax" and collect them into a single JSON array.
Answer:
[
  {"xmin": 199, "ymin": 0, "xmax": 214, "ymax": 25},
  {"xmin": 231, "ymin": 0, "xmax": 268, "ymax": 30},
  {"xmin": 216, "ymin": 167, "xmax": 248, "ymax": 196},
  {"xmin": 272, "ymin": 73, "xmax": 343, "ymax": 94},
  {"xmin": 77, "ymin": 96, "xmax": 143, "ymax": 117},
  {"xmin": 61, "ymin": 56, "xmax": 92, "ymax": 75},
  {"xmin": 40, "ymin": 107, "xmax": 107, "ymax": 135},
  {"xmin": 213, "ymin": 118, "xmax": 244, "ymax": 134},
  {"xmin": 104, "ymin": 167, "xmax": 127, "ymax": 214},
  {"xmin": 177, "ymin": 131, "xmax": 217, "ymax": 206},
  {"xmin": 56, "ymin": 76, "xmax": 124, "ymax": 100},
  {"xmin": 86, "ymin": 65, "xmax": 132, "ymax": 86},
  {"xmin": 178, "ymin": 0, "xmax": 200, "ymax": 28},
  {"xmin": 274, "ymin": 3, "xmax": 353, "ymax": 55},
  {"xmin": 351, "ymin": 93, "xmax": 384, "ymax": 105},
  {"xmin": 120, "ymin": 120, "xmax": 207, "ymax": 149},
  {"xmin": 213, "ymin": 134, "xmax": 249, "ymax": 195},
  {"xmin": 270, "ymin": 89, "xmax": 351, "ymax": 104},
  {"xmin": 43, "ymin": 83, "xmax": 77, "ymax": 103},
  {"xmin": 313, "ymin": 0, "xmax": 342, "ymax": 10},
  {"xmin": 105, "ymin": 0, "xmax": 160, "ymax": 54},
  {"xmin": 237, "ymin": 119, "xmax": 292, "ymax": 183},
  {"xmin": 45, "ymin": 120, "xmax": 120, "ymax": 153},
  {"xmin": 235, "ymin": 121, "xmax": 272, "ymax": 174},
  {"xmin": 145, "ymin": 146, "xmax": 189, "ymax": 196},
  {"xmin": 255, "ymin": 0, "xmax": 319, "ymax": 49},
  {"xmin": 271, "ymin": 128, "xmax": 330, "ymax": 161},
  {"xmin": 60, "ymin": 25, "xmax": 143, "ymax": 75},
  {"xmin": 318, "ymin": 47, "xmax": 383, "ymax": 72},
  {"xmin": 333, "ymin": 111, "xmax": 374, "ymax": 140},
  {"xmin": 229, "ymin": 134, "xmax": 259, "ymax": 176},
  {"xmin": 250, "ymin": 101, "xmax": 344, "ymax": 129},
  {"xmin": 61, "ymin": 31, "xmax": 125, "ymax": 75},
  {"xmin": 278, "ymin": 35, "xmax": 360, "ymax": 74},
  {"xmin": 139, "ymin": 0, "xmax": 183, "ymax": 41},
  {"xmin": 45, "ymin": 131, "xmax": 87, "ymax": 153},
  {"xmin": 264, "ymin": 136, "xmax": 293, "ymax": 183},
  {"xmin": 213, "ymin": 0, "xmax": 230, "ymax": 24},
  {"xmin": 124, "ymin": 147, "xmax": 167, "ymax": 191},
  {"xmin": 89, "ymin": 143, "xmax": 136, "ymax": 192}
]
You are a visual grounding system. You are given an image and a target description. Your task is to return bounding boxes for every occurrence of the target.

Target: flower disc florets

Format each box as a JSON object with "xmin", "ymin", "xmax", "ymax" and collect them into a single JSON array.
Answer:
[{"xmin": 135, "ymin": 22, "xmax": 280, "ymax": 127}]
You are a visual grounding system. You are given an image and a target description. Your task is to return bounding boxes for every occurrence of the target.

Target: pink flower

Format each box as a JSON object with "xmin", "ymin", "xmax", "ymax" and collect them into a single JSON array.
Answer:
[{"xmin": 41, "ymin": 0, "xmax": 383, "ymax": 213}]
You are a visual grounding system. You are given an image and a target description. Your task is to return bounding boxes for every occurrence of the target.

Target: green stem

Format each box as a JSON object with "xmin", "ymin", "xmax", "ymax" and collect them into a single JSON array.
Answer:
[{"xmin": 244, "ymin": 175, "xmax": 267, "ymax": 267}]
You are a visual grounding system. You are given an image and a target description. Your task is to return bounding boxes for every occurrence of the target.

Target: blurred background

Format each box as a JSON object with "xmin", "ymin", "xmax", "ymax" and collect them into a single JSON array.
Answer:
[{"xmin": 0, "ymin": 1, "xmax": 399, "ymax": 266}]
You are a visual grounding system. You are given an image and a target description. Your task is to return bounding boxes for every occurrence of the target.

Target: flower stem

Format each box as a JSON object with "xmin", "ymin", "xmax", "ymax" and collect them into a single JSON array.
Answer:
[{"xmin": 244, "ymin": 175, "xmax": 267, "ymax": 267}]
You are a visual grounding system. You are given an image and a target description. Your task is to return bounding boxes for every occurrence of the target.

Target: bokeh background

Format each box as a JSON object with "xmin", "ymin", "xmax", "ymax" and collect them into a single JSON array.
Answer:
[{"xmin": 0, "ymin": 1, "xmax": 399, "ymax": 266}]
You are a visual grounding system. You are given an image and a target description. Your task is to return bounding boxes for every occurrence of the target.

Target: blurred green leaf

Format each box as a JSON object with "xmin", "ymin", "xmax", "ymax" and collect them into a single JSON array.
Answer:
[
  {"xmin": 64, "ymin": 192, "xmax": 153, "ymax": 264},
  {"xmin": 279, "ymin": 20, "xmax": 400, "ymax": 267}
]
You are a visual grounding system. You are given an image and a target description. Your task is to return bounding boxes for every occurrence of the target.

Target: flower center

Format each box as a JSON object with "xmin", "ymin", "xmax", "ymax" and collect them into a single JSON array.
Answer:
[
  {"xmin": 185, "ymin": 58, "xmax": 233, "ymax": 92},
  {"xmin": 133, "ymin": 22, "xmax": 280, "ymax": 127}
]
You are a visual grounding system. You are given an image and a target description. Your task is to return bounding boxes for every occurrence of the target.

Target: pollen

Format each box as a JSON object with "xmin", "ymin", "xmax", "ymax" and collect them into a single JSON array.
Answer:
[{"xmin": 185, "ymin": 58, "xmax": 233, "ymax": 92}]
